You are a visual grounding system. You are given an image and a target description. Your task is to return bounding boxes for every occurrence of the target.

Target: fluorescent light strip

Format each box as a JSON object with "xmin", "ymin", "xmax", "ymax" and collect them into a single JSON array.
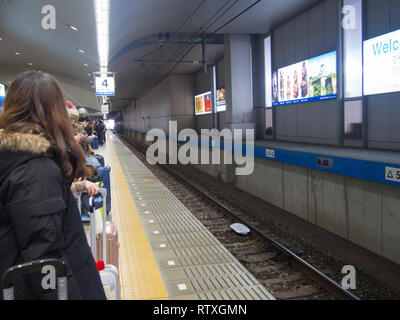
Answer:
[{"xmin": 94, "ymin": 0, "xmax": 110, "ymax": 73}]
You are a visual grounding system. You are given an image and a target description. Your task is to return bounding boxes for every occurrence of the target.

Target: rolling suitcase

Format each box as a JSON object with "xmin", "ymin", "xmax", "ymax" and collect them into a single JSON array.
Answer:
[
  {"xmin": 100, "ymin": 166, "xmax": 111, "ymax": 214},
  {"xmin": 96, "ymin": 221, "xmax": 119, "ymax": 270},
  {"xmin": 98, "ymin": 264, "xmax": 119, "ymax": 300},
  {"xmin": 2, "ymin": 259, "xmax": 68, "ymax": 300},
  {"xmin": 88, "ymin": 188, "xmax": 120, "ymax": 300}
]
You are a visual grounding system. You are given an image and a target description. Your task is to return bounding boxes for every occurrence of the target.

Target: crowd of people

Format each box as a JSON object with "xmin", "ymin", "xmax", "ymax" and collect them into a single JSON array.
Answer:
[
  {"xmin": 0, "ymin": 71, "xmax": 107, "ymax": 300},
  {"xmin": 66, "ymin": 102, "xmax": 108, "ymax": 195}
]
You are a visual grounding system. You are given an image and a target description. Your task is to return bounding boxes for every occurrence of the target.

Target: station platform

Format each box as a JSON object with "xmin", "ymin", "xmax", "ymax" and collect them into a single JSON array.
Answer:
[{"xmin": 96, "ymin": 132, "xmax": 275, "ymax": 300}]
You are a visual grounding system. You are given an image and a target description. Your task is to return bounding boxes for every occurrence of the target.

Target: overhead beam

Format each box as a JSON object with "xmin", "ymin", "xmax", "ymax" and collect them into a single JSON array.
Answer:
[{"xmin": 109, "ymin": 32, "xmax": 224, "ymax": 67}]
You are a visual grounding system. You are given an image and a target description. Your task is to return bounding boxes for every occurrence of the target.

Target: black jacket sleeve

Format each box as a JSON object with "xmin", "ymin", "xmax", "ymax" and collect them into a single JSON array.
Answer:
[{"xmin": 5, "ymin": 157, "xmax": 82, "ymax": 300}]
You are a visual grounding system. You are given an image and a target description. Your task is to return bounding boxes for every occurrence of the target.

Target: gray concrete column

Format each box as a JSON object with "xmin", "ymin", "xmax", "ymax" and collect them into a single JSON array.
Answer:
[{"xmin": 224, "ymin": 34, "xmax": 255, "ymax": 133}]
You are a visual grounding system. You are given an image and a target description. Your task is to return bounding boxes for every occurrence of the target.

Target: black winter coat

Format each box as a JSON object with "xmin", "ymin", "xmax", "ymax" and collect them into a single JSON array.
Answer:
[
  {"xmin": 95, "ymin": 123, "xmax": 105, "ymax": 136},
  {"xmin": 0, "ymin": 130, "xmax": 106, "ymax": 300}
]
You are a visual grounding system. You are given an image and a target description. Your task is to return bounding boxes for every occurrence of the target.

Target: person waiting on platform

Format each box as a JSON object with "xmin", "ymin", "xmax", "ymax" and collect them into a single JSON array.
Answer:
[
  {"xmin": 92, "ymin": 120, "xmax": 97, "ymax": 136},
  {"xmin": 95, "ymin": 120, "xmax": 106, "ymax": 146},
  {"xmin": 67, "ymin": 102, "xmax": 104, "ymax": 181},
  {"xmin": 80, "ymin": 115, "xmax": 93, "ymax": 136},
  {"xmin": 0, "ymin": 71, "xmax": 106, "ymax": 300}
]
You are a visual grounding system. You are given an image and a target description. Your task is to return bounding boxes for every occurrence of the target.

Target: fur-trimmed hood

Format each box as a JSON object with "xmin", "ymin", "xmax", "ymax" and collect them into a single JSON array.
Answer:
[
  {"xmin": 0, "ymin": 129, "xmax": 51, "ymax": 155},
  {"xmin": 0, "ymin": 129, "xmax": 54, "ymax": 187}
]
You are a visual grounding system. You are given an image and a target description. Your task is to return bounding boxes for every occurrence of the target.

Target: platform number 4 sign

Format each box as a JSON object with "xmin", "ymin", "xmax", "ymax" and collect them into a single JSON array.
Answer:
[
  {"xmin": 385, "ymin": 167, "xmax": 400, "ymax": 183},
  {"xmin": 95, "ymin": 75, "xmax": 115, "ymax": 97}
]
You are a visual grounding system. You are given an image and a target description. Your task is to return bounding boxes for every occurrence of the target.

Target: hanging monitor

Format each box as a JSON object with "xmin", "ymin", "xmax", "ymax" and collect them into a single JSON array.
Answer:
[
  {"xmin": 195, "ymin": 91, "xmax": 212, "ymax": 115},
  {"xmin": 364, "ymin": 28, "xmax": 400, "ymax": 96},
  {"xmin": 272, "ymin": 51, "xmax": 337, "ymax": 106}
]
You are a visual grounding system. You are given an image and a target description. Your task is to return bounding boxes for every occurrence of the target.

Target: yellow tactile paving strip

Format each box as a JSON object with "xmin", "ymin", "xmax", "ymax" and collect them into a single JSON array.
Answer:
[{"xmin": 104, "ymin": 134, "xmax": 169, "ymax": 300}]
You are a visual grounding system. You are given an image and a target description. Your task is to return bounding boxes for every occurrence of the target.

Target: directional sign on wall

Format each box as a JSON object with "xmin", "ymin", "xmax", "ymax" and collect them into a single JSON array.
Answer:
[{"xmin": 95, "ymin": 74, "xmax": 115, "ymax": 96}]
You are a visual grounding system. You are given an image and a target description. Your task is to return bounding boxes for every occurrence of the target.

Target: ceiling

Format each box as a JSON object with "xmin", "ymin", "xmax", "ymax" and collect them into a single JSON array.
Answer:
[
  {"xmin": 0, "ymin": 0, "xmax": 322, "ymax": 111},
  {"xmin": 0, "ymin": 0, "xmax": 99, "ymax": 109}
]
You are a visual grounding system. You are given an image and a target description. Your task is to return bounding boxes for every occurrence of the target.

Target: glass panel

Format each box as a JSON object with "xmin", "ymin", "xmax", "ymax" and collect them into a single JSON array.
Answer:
[
  {"xmin": 343, "ymin": 0, "xmax": 363, "ymax": 98},
  {"xmin": 344, "ymin": 100, "xmax": 363, "ymax": 140},
  {"xmin": 264, "ymin": 36, "xmax": 273, "ymax": 107},
  {"xmin": 266, "ymin": 108, "xmax": 274, "ymax": 136}
]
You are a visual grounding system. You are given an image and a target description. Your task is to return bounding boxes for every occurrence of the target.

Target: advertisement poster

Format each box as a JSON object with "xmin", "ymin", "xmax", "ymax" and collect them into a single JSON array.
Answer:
[
  {"xmin": 216, "ymin": 88, "xmax": 227, "ymax": 112},
  {"xmin": 0, "ymin": 83, "xmax": 5, "ymax": 114},
  {"xmin": 195, "ymin": 91, "xmax": 212, "ymax": 115},
  {"xmin": 364, "ymin": 28, "xmax": 400, "ymax": 96},
  {"xmin": 272, "ymin": 51, "xmax": 337, "ymax": 106}
]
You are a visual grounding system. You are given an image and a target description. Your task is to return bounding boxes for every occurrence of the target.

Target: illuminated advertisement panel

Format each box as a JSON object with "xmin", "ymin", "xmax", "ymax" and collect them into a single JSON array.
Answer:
[
  {"xmin": 216, "ymin": 88, "xmax": 227, "ymax": 112},
  {"xmin": 364, "ymin": 28, "xmax": 400, "ymax": 96},
  {"xmin": 195, "ymin": 91, "xmax": 212, "ymax": 115},
  {"xmin": 0, "ymin": 83, "xmax": 5, "ymax": 114},
  {"xmin": 272, "ymin": 51, "xmax": 337, "ymax": 106}
]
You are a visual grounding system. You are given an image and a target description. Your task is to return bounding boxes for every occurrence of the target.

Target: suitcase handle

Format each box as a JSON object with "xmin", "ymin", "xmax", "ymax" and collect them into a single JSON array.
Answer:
[
  {"xmin": 77, "ymin": 188, "xmax": 108, "ymax": 264},
  {"xmin": 2, "ymin": 259, "xmax": 68, "ymax": 300},
  {"xmin": 88, "ymin": 188, "xmax": 107, "ymax": 265}
]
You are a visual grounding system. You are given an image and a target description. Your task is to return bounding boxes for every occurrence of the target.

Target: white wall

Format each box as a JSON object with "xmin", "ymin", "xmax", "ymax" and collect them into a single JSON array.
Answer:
[{"xmin": 123, "ymin": 74, "xmax": 194, "ymax": 132}]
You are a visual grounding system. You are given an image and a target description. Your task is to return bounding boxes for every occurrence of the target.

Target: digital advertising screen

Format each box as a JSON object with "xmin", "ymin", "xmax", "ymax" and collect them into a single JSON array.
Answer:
[
  {"xmin": 272, "ymin": 51, "xmax": 337, "ymax": 106},
  {"xmin": 216, "ymin": 88, "xmax": 227, "ymax": 112},
  {"xmin": 195, "ymin": 91, "xmax": 212, "ymax": 115},
  {"xmin": 0, "ymin": 83, "xmax": 5, "ymax": 114},
  {"xmin": 364, "ymin": 28, "xmax": 400, "ymax": 96}
]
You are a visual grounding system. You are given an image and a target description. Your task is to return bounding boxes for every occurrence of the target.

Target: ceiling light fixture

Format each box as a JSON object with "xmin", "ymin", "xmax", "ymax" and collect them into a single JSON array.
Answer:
[{"xmin": 94, "ymin": 0, "xmax": 110, "ymax": 74}]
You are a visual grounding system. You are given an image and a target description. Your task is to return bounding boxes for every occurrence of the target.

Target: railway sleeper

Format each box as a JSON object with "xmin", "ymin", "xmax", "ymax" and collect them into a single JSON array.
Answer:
[
  {"xmin": 260, "ymin": 273, "xmax": 304, "ymax": 286},
  {"xmin": 272, "ymin": 286, "xmax": 320, "ymax": 300},
  {"xmin": 249, "ymin": 262, "xmax": 289, "ymax": 274},
  {"xmin": 238, "ymin": 252, "xmax": 278, "ymax": 263}
]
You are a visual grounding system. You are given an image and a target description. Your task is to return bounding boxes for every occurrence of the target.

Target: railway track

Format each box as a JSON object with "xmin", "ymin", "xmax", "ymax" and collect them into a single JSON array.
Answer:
[{"xmin": 118, "ymin": 135, "xmax": 360, "ymax": 300}]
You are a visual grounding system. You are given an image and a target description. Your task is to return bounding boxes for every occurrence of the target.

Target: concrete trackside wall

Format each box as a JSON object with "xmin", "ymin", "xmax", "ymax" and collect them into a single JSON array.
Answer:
[
  {"xmin": 122, "ymin": 132, "xmax": 400, "ymax": 265},
  {"xmin": 237, "ymin": 158, "xmax": 400, "ymax": 265}
]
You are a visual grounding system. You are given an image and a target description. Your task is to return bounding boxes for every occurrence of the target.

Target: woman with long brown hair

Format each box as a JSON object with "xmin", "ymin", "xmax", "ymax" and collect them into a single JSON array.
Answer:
[{"xmin": 0, "ymin": 71, "xmax": 106, "ymax": 300}]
